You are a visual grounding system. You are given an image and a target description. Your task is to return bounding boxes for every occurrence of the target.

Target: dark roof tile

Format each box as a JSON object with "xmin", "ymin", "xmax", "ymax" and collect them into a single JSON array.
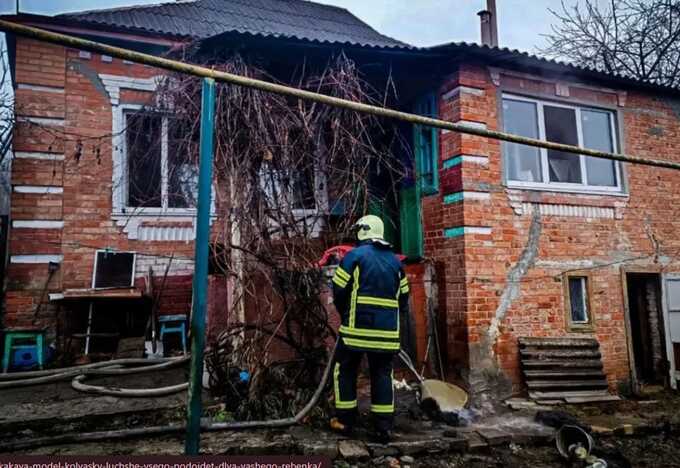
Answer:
[
  {"xmin": 60, "ymin": 0, "xmax": 409, "ymax": 49},
  {"xmin": 55, "ymin": 0, "xmax": 679, "ymax": 94}
]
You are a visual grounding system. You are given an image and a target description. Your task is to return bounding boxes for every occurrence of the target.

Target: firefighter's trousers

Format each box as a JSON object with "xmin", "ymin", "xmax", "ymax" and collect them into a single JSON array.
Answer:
[{"xmin": 333, "ymin": 341, "xmax": 395, "ymax": 431}]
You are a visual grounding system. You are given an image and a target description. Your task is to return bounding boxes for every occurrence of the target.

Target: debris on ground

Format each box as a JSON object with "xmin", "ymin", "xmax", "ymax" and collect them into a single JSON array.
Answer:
[{"xmin": 2, "ymin": 357, "xmax": 680, "ymax": 468}]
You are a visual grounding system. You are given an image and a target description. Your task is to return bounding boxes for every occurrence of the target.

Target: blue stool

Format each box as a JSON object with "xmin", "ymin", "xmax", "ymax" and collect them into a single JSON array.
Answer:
[{"xmin": 158, "ymin": 315, "xmax": 187, "ymax": 355}]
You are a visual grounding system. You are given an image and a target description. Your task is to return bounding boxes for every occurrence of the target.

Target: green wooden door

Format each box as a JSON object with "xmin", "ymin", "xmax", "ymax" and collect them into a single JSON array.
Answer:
[{"xmin": 399, "ymin": 185, "xmax": 423, "ymax": 259}]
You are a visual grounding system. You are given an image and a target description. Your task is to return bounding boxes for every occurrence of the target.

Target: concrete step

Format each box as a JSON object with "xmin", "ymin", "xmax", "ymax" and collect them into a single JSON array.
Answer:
[
  {"xmin": 522, "ymin": 359, "xmax": 603, "ymax": 369},
  {"xmin": 520, "ymin": 349, "xmax": 602, "ymax": 359},
  {"xmin": 524, "ymin": 369, "xmax": 606, "ymax": 379},
  {"xmin": 526, "ymin": 379, "xmax": 609, "ymax": 389},
  {"xmin": 519, "ymin": 337, "xmax": 599, "ymax": 348}
]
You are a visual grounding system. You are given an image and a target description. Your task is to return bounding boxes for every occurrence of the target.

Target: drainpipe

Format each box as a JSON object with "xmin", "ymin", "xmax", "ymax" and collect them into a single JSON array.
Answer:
[{"xmin": 477, "ymin": 0, "xmax": 499, "ymax": 47}]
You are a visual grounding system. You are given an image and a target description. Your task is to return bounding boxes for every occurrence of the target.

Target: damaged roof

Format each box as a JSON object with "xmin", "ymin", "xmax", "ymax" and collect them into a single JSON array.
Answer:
[{"xmin": 58, "ymin": 0, "xmax": 409, "ymax": 49}]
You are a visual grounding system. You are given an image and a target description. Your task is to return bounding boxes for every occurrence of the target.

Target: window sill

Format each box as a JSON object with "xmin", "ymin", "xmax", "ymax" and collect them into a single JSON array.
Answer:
[
  {"xmin": 114, "ymin": 208, "xmax": 198, "ymax": 218},
  {"xmin": 567, "ymin": 323, "xmax": 596, "ymax": 333},
  {"xmin": 506, "ymin": 182, "xmax": 628, "ymax": 198}
]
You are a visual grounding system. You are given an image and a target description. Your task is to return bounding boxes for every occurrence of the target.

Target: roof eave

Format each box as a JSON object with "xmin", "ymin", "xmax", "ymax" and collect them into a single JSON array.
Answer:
[
  {"xmin": 426, "ymin": 42, "xmax": 680, "ymax": 98},
  {"xmin": 0, "ymin": 13, "xmax": 189, "ymax": 47}
]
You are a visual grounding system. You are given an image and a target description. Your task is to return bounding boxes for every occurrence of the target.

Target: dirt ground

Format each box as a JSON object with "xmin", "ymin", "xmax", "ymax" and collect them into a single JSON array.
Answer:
[
  {"xmin": 2, "ymin": 367, "xmax": 680, "ymax": 467},
  {"xmin": 14, "ymin": 428, "xmax": 680, "ymax": 467}
]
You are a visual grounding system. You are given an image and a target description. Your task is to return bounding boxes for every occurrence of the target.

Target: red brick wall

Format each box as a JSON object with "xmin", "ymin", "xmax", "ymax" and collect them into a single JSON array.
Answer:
[
  {"xmin": 425, "ymin": 63, "xmax": 680, "ymax": 394},
  {"xmin": 9, "ymin": 38, "xmax": 680, "ymax": 392},
  {"xmin": 4, "ymin": 38, "xmax": 209, "ymax": 338}
]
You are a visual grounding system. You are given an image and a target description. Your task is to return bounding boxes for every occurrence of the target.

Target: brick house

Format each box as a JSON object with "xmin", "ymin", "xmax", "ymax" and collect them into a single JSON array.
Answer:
[{"xmin": 2, "ymin": 0, "xmax": 680, "ymax": 397}]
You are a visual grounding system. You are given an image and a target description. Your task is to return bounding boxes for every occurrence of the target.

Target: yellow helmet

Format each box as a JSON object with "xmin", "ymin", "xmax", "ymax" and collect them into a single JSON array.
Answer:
[{"xmin": 354, "ymin": 215, "xmax": 384, "ymax": 241}]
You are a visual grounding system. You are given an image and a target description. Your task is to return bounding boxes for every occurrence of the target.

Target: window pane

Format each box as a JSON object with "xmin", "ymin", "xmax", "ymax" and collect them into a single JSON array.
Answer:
[
  {"xmin": 418, "ymin": 126, "xmax": 434, "ymax": 188},
  {"xmin": 168, "ymin": 163, "xmax": 198, "ymax": 208},
  {"xmin": 415, "ymin": 95, "xmax": 437, "ymax": 191},
  {"xmin": 292, "ymin": 167, "xmax": 316, "ymax": 209},
  {"xmin": 126, "ymin": 112, "xmax": 162, "ymax": 208},
  {"xmin": 569, "ymin": 277, "xmax": 588, "ymax": 323},
  {"xmin": 582, "ymin": 110, "xmax": 617, "ymax": 187},
  {"xmin": 94, "ymin": 251, "xmax": 135, "ymax": 288},
  {"xmin": 544, "ymin": 106, "xmax": 582, "ymax": 184},
  {"xmin": 167, "ymin": 119, "xmax": 198, "ymax": 208},
  {"xmin": 502, "ymin": 99, "xmax": 542, "ymax": 182}
]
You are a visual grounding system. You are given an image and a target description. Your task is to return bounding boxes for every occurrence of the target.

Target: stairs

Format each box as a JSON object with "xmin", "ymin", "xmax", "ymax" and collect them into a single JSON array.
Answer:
[{"xmin": 519, "ymin": 337, "xmax": 621, "ymax": 404}]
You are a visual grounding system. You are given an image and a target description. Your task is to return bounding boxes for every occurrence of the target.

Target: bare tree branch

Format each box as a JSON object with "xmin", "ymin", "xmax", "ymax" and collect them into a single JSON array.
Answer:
[
  {"xmin": 542, "ymin": 0, "xmax": 680, "ymax": 87},
  {"xmin": 0, "ymin": 46, "xmax": 14, "ymax": 167}
]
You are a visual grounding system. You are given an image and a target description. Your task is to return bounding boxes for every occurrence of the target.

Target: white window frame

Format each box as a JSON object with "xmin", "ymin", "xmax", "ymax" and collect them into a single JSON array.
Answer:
[
  {"xmin": 91, "ymin": 249, "xmax": 136, "ymax": 289},
  {"xmin": 119, "ymin": 104, "xmax": 197, "ymax": 215},
  {"xmin": 502, "ymin": 94, "xmax": 623, "ymax": 195}
]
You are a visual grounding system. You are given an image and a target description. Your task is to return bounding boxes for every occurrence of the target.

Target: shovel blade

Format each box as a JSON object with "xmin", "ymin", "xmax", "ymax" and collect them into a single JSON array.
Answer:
[{"xmin": 421, "ymin": 379, "xmax": 468, "ymax": 413}]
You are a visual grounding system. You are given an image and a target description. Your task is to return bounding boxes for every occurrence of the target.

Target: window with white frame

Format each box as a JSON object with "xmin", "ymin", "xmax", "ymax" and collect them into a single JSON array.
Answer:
[
  {"xmin": 502, "ymin": 95, "xmax": 622, "ymax": 193},
  {"xmin": 124, "ymin": 110, "xmax": 198, "ymax": 210},
  {"xmin": 568, "ymin": 276, "xmax": 589, "ymax": 323},
  {"xmin": 565, "ymin": 274, "xmax": 594, "ymax": 330}
]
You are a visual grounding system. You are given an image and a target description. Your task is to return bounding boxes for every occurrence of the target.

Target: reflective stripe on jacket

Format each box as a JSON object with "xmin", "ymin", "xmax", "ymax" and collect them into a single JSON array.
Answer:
[{"xmin": 332, "ymin": 240, "xmax": 410, "ymax": 353}]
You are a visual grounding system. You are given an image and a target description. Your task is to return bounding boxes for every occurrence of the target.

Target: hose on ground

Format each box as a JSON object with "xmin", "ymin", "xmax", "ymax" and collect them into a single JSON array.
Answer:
[
  {"xmin": 72, "ymin": 376, "xmax": 189, "ymax": 397},
  {"xmin": 0, "ymin": 358, "xmax": 172, "ymax": 380},
  {"xmin": 0, "ymin": 357, "xmax": 188, "ymax": 390},
  {"xmin": 0, "ymin": 340, "xmax": 339, "ymax": 452}
]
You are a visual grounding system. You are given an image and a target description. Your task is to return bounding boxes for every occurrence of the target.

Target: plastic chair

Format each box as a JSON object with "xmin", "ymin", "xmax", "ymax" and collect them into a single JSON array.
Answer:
[{"xmin": 158, "ymin": 315, "xmax": 187, "ymax": 355}]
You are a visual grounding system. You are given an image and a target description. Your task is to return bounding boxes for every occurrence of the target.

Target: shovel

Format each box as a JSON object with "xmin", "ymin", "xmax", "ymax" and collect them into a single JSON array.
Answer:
[{"xmin": 398, "ymin": 349, "xmax": 468, "ymax": 415}]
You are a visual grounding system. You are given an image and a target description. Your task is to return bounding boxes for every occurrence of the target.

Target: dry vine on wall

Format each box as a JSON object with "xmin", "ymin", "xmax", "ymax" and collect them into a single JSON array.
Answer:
[{"xmin": 130, "ymin": 53, "xmax": 407, "ymax": 420}]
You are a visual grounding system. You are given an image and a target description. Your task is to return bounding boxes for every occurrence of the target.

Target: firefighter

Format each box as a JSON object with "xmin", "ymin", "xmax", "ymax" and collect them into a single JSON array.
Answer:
[{"xmin": 330, "ymin": 215, "xmax": 410, "ymax": 443}]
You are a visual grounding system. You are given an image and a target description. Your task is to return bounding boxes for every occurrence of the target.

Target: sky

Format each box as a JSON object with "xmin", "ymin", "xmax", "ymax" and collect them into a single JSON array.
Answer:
[{"xmin": 0, "ymin": 0, "xmax": 587, "ymax": 53}]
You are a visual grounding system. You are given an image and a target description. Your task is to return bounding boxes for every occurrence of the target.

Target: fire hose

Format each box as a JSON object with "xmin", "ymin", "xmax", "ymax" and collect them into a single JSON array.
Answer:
[
  {"xmin": 0, "ymin": 356, "xmax": 189, "ymax": 392},
  {"xmin": 0, "ymin": 341, "xmax": 338, "ymax": 452}
]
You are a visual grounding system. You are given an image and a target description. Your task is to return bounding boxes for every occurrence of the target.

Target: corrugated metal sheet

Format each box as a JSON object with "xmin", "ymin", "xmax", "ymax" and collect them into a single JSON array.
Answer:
[{"xmin": 59, "ymin": 0, "xmax": 408, "ymax": 49}]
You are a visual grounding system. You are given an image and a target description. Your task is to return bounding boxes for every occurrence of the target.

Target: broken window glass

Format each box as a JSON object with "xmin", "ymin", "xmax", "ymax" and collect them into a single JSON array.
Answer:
[
  {"xmin": 502, "ymin": 99, "xmax": 542, "ymax": 182},
  {"xmin": 582, "ymin": 110, "xmax": 617, "ymax": 187},
  {"xmin": 544, "ymin": 105, "xmax": 582, "ymax": 184},
  {"xmin": 569, "ymin": 276, "xmax": 589, "ymax": 323},
  {"xmin": 126, "ymin": 112, "xmax": 162, "ymax": 208},
  {"xmin": 502, "ymin": 95, "xmax": 620, "ymax": 192}
]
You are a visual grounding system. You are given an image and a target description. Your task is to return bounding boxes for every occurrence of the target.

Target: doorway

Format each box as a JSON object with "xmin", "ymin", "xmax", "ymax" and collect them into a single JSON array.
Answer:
[{"xmin": 625, "ymin": 273, "xmax": 667, "ymax": 385}]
